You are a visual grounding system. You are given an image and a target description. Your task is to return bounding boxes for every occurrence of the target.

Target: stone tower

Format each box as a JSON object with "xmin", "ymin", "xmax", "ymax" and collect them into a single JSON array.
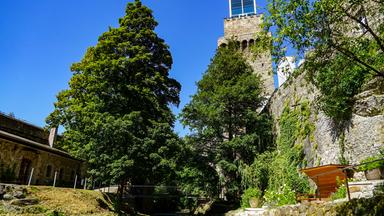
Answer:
[{"xmin": 218, "ymin": 0, "xmax": 275, "ymax": 97}]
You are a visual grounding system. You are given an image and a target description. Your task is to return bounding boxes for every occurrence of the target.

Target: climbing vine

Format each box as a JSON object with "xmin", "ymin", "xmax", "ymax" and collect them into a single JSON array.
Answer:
[{"xmin": 263, "ymin": 99, "xmax": 314, "ymax": 206}]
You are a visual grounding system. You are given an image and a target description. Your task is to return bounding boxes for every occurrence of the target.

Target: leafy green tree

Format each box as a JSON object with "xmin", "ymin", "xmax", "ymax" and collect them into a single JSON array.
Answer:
[
  {"xmin": 177, "ymin": 136, "xmax": 220, "ymax": 209},
  {"xmin": 180, "ymin": 42, "xmax": 273, "ymax": 201},
  {"xmin": 47, "ymin": 0, "xmax": 181, "ymax": 194},
  {"xmin": 259, "ymin": 0, "xmax": 384, "ymax": 121}
]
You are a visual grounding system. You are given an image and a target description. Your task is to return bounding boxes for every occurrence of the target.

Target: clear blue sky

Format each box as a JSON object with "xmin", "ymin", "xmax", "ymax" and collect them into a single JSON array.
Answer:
[{"xmin": 0, "ymin": 0, "xmax": 274, "ymax": 136}]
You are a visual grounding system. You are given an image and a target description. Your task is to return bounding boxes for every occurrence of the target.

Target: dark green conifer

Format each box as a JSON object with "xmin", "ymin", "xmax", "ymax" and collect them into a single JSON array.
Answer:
[{"xmin": 47, "ymin": 0, "xmax": 181, "ymax": 192}]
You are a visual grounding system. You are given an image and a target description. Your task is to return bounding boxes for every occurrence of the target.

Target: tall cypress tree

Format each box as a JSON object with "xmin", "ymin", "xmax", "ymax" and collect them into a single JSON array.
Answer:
[{"xmin": 47, "ymin": 0, "xmax": 181, "ymax": 191}]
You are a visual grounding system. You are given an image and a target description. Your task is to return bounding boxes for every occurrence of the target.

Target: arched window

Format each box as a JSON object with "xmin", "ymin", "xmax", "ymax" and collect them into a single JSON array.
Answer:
[
  {"xmin": 241, "ymin": 40, "xmax": 248, "ymax": 50},
  {"xmin": 220, "ymin": 43, "xmax": 227, "ymax": 48},
  {"xmin": 249, "ymin": 39, "xmax": 255, "ymax": 47},
  {"xmin": 46, "ymin": 165, "xmax": 52, "ymax": 177}
]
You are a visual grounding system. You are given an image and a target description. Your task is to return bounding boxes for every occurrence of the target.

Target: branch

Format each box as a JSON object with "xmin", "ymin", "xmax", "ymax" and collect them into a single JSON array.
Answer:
[
  {"xmin": 341, "ymin": 5, "xmax": 384, "ymax": 53},
  {"xmin": 322, "ymin": 8, "xmax": 384, "ymax": 77},
  {"xmin": 331, "ymin": 41, "xmax": 384, "ymax": 77}
]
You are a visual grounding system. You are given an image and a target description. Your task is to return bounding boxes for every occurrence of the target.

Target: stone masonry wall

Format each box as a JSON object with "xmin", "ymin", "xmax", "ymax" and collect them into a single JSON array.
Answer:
[
  {"xmin": 218, "ymin": 15, "xmax": 275, "ymax": 97},
  {"xmin": 223, "ymin": 15, "xmax": 264, "ymax": 37},
  {"xmin": 268, "ymin": 72, "xmax": 384, "ymax": 169},
  {"xmin": 0, "ymin": 138, "xmax": 85, "ymax": 186}
]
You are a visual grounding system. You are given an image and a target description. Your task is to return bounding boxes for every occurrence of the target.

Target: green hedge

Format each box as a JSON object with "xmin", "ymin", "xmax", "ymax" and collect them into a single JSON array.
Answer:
[{"xmin": 336, "ymin": 196, "xmax": 384, "ymax": 216}]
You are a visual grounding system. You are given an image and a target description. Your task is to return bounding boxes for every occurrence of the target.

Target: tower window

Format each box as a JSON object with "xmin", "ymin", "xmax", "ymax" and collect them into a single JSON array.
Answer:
[
  {"xmin": 243, "ymin": 0, "xmax": 255, "ymax": 14},
  {"xmin": 230, "ymin": 0, "xmax": 256, "ymax": 17},
  {"xmin": 242, "ymin": 40, "xmax": 248, "ymax": 50},
  {"xmin": 231, "ymin": 0, "xmax": 243, "ymax": 17},
  {"xmin": 249, "ymin": 39, "xmax": 255, "ymax": 47}
]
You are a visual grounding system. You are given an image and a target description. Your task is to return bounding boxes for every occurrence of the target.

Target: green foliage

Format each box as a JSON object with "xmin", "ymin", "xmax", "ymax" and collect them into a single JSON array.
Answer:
[
  {"xmin": 240, "ymin": 101, "xmax": 312, "ymax": 207},
  {"xmin": 180, "ymin": 41, "xmax": 273, "ymax": 202},
  {"xmin": 262, "ymin": 101, "xmax": 312, "ymax": 206},
  {"xmin": 261, "ymin": 0, "xmax": 384, "ymax": 121},
  {"xmin": 241, "ymin": 188, "xmax": 262, "ymax": 208},
  {"xmin": 374, "ymin": 183, "xmax": 384, "ymax": 196},
  {"xmin": 48, "ymin": 211, "xmax": 65, "ymax": 216},
  {"xmin": 46, "ymin": 0, "xmax": 181, "ymax": 189},
  {"xmin": 358, "ymin": 154, "xmax": 384, "ymax": 172},
  {"xmin": 263, "ymin": 184, "xmax": 296, "ymax": 207},
  {"xmin": 181, "ymin": 41, "xmax": 265, "ymax": 140},
  {"xmin": 177, "ymin": 137, "xmax": 219, "ymax": 209},
  {"xmin": 314, "ymin": 54, "xmax": 369, "ymax": 121},
  {"xmin": 335, "ymin": 195, "xmax": 384, "ymax": 216},
  {"xmin": 331, "ymin": 184, "xmax": 347, "ymax": 201},
  {"xmin": 241, "ymin": 152, "xmax": 274, "ymax": 192}
]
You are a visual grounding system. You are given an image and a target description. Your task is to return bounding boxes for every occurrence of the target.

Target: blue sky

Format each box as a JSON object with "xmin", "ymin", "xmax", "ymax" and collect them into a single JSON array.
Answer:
[{"xmin": 0, "ymin": 0, "xmax": 274, "ymax": 136}]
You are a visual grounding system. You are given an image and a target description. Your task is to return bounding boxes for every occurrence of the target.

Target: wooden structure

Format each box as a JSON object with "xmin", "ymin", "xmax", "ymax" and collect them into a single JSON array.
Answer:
[{"xmin": 301, "ymin": 164, "xmax": 351, "ymax": 199}]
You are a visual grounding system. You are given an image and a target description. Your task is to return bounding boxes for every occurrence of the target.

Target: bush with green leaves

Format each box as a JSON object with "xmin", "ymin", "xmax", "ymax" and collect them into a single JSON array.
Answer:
[
  {"xmin": 263, "ymin": 184, "xmax": 296, "ymax": 207},
  {"xmin": 331, "ymin": 184, "xmax": 347, "ymax": 201},
  {"xmin": 241, "ymin": 151, "xmax": 274, "ymax": 192},
  {"xmin": 374, "ymin": 183, "xmax": 384, "ymax": 196},
  {"xmin": 358, "ymin": 154, "xmax": 384, "ymax": 172},
  {"xmin": 262, "ymin": 101, "xmax": 311, "ymax": 206},
  {"xmin": 336, "ymin": 195, "xmax": 384, "ymax": 215},
  {"xmin": 241, "ymin": 188, "xmax": 262, "ymax": 208}
]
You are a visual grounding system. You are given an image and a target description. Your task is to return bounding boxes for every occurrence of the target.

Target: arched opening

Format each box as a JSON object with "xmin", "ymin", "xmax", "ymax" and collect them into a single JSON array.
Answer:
[
  {"xmin": 46, "ymin": 165, "xmax": 52, "ymax": 177},
  {"xmin": 59, "ymin": 168, "xmax": 64, "ymax": 180},
  {"xmin": 220, "ymin": 43, "xmax": 227, "ymax": 48},
  {"xmin": 71, "ymin": 170, "xmax": 75, "ymax": 180},
  {"xmin": 249, "ymin": 39, "xmax": 255, "ymax": 48},
  {"xmin": 241, "ymin": 40, "xmax": 248, "ymax": 51}
]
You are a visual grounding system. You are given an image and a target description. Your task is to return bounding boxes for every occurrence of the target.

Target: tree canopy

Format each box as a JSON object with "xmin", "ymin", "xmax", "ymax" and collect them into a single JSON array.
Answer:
[
  {"xmin": 47, "ymin": 0, "xmax": 181, "ymax": 189},
  {"xmin": 260, "ymin": 0, "xmax": 384, "ymax": 121},
  {"xmin": 180, "ymin": 42, "xmax": 272, "ymax": 201}
]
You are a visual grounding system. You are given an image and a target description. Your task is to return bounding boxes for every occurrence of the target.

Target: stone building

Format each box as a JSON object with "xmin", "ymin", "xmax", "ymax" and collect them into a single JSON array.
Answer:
[
  {"xmin": 0, "ymin": 113, "xmax": 86, "ymax": 187},
  {"xmin": 218, "ymin": 0, "xmax": 275, "ymax": 97}
]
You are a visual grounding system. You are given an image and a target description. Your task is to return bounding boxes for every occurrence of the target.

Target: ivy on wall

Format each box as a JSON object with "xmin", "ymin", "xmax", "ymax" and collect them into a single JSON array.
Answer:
[
  {"xmin": 264, "ymin": 100, "xmax": 314, "ymax": 205},
  {"xmin": 241, "ymin": 99, "xmax": 316, "ymax": 206}
]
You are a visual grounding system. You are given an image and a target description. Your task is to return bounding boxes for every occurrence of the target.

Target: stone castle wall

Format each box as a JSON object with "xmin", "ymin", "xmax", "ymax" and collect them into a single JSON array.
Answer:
[
  {"xmin": 223, "ymin": 15, "xmax": 264, "ymax": 37},
  {"xmin": 268, "ymin": 72, "xmax": 384, "ymax": 168}
]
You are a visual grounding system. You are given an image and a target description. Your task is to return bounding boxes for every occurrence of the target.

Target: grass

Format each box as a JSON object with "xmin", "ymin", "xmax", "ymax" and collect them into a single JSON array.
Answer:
[{"xmin": 0, "ymin": 186, "xmax": 116, "ymax": 216}]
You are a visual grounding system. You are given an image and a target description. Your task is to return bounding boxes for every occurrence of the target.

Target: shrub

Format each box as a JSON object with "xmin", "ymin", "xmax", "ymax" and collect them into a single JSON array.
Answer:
[
  {"xmin": 336, "ymin": 195, "xmax": 384, "ymax": 216},
  {"xmin": 241, "ymin": 188, "xmax": 262, "ymax": 208},
  {"xmin": 331, "ymin": 184, "xmax": 347, "ymax": 200},
  {"xmin": 263, "ymin": 184, "xmax": 296, "ymax": 207},
  {"xmin": 241, "ymin": 152, "xmax": 274, "ymax": 192},
  {"xmin": 358, "ymin": 155, "xmax": 384, "ymax": 172},
  {"xmin": 374, "ymin": 183, "xmax": 384, "ymax": 196}
]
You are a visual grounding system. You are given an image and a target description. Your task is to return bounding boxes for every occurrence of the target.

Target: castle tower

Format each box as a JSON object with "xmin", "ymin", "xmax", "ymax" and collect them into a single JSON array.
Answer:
[{"xmin": 218, "ymin": 0, "xmax": 275, "ymax": 97}]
